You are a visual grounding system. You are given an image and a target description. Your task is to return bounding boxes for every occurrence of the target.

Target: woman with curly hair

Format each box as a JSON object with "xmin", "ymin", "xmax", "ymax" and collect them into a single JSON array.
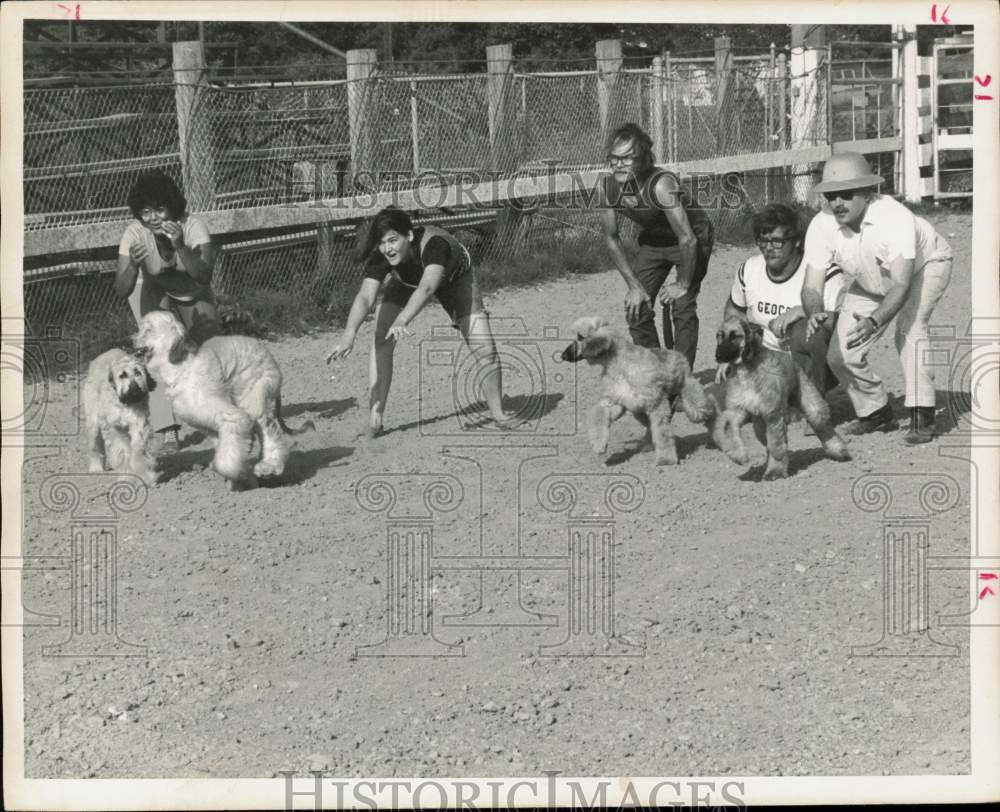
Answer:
[
  {"xmin": 115, "ymin": 169, "xmax": 220, "ymax": 448},
  {"xmin": 326, "ymin": 207, "xmax": 521, "ymax": 437}
]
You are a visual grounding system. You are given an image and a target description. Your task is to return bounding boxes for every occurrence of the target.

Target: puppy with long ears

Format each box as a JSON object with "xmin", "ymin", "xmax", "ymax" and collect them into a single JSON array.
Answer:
[
  {"xmin": 82, "ymin": 348, "xmax": 158, "ymax": 485},
  {"xmin": 134, "ymin": 311, "xmax": 313, "ymax": 490},
  {"xmin": 713, "ymin": 315, "xmax": 850, "ymax": 479},
  {"xmin": 562, "ymin": 317, "xmax": 718, "ymax": 466}
]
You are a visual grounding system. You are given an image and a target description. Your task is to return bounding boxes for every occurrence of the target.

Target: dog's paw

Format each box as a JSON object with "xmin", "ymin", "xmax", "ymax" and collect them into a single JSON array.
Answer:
[
  {"xmin": 726, "ymin": 449, "xmax": 750, "ymax": 466},
  {"xmin": 824, "ymin": 438, "xmax": 851, "ymax": 461},
  {"xmin": 762, "ymin": 466, "xmax": 788, "ymax": 480},
  {"xmin": 654, "ymin": 452, "xmax": 679, "ymax": 466},
  {"xmin": 253, "ymin": 461, "xmax": 284, "ymax": 479},
  {"xmin": 87, "ymin": 461, "xmax": 105, "ymax": 474},
  {"xmin": 227, "ymin": 472, "xmax": 259, "ymax": 491}
]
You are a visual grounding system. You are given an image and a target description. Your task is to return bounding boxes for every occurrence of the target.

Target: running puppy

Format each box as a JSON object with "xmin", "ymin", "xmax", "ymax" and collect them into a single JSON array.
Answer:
[
  {"xmin": 134, "ymin": 311, "xmax": 313, "ymax": 490},
  {"xmin": 561, "ymin": 317, "xmax": 717, "ymax": 465},
  {"xmin": 82, "ymin": 348, "xmax": 157, "ymax": 485},
  {"xmin": 713, "ymin": 315, "xmax": 850, "ymax": 479}
]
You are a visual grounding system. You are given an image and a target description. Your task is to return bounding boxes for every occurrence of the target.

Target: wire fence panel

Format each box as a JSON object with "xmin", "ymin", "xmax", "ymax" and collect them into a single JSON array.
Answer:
[
  {"xmin": 520, "ymin": 73, "xmax": 603, "ymax": 166},
  {"xmin": 21, "ymin": 50, "xmax": 908, "ymax": 361},
  {"xmin": 410, "ymin": 75, "xmax": 490, "ymax": 175},
  {"xmin": 195, "ymin": 82, "xmax": 352, "ymax": 208},
  {"xmin": 24, "ymin": 83, "xmax": 180, "ymax": 228}
]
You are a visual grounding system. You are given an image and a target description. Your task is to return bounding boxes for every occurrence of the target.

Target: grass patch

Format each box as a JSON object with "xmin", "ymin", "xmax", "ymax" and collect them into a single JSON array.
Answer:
[{"xmin": 472, "ymin": 232, "xmax": 613, "ymax": 294}]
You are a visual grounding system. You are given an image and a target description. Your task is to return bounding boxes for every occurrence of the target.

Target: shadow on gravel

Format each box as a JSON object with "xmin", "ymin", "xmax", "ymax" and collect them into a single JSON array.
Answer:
[
  {"xmin": 283, "ymin": 397, "xmax": 357, "ymax": 420},
  {"xmin": 382, "ymin": 392, "xmax": 566, "ymax": 438},
  {"xmin": 260, "ymin": 445, "xmax": 355, "ymax": 487},
  {"xmin": 155, "ymin": 445, "xmax": 354, "ymax": 486},
  {"xmin": 735, "ymin": 446, "xmax": 835, "ymax": 481},
  {"xmin": 603, "ymin": 427, "xmax": 715, "ymax": 467},
  {"xmin": 156, "ymin": 448, "xmax": 215, "ymax": 483}
]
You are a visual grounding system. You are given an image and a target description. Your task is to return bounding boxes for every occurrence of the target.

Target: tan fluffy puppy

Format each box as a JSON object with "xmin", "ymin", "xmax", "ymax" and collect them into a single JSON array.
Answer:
[
  {"xmin": 83, "ymin": 348, "xmax": 157, "ymax": 485},
  {"xmin": 561, "ymin": 316, "xmax": 717, "ymax": 466},
  {"xmin": 713, "ymin": 315, "xmax": 850, "ymax": 479}
]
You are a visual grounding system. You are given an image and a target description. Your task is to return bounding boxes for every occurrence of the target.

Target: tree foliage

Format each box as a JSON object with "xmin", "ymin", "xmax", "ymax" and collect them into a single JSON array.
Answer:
[{"xmin": 24, "ymin": 20, "xmax": 970, "ymax": 79}]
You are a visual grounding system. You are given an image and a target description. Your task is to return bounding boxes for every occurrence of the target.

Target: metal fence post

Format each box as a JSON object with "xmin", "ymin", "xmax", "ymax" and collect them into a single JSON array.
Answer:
[
  {"xmin": 172, "ymin": 40, "xmax": 216, "ymax": 212},
  {"xmin": 714, "ymin": 35, "xmax": 733, "ymax": 151},
  {"xmin": 409, "ymin": 79, "xmax": 420, "ymax": 174},
  {"xmin": 664, "ymin": 51, "xmax": 675, "ymax": 162},
  {"xmin": 900, "ymin": 24, "xmax": 922, "ymax": 202}
]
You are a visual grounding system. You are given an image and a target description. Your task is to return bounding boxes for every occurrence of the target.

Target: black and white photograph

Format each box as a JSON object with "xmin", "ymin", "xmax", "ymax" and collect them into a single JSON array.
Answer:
[{"xmin": 2, "ymin": 0, "xmax": 998, "ymax": 808}]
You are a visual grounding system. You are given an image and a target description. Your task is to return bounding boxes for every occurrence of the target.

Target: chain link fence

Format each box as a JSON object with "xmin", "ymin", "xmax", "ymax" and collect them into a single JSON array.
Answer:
[
  {"xmin": 22, "ymin": 49, "xmax": 899, "ymax": 361},
  {"xmin": 24, "ymin": 83, "xmax": 180, "ymax": 229}
]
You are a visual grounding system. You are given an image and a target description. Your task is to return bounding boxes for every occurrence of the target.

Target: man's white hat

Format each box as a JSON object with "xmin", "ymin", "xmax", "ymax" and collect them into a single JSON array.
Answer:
[{"xmin": 813, "ymin": 152, "xmax": 883, "ymax": 193}]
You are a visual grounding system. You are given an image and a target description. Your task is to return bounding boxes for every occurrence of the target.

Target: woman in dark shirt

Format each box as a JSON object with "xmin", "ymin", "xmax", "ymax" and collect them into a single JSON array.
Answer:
[
  {"xmin": 599, "ymin": 122, "xmax": 714, "ymax": 368},
  {"xmin": 327, "ymin": 207, "xmax": 518, "ymax": 436}
]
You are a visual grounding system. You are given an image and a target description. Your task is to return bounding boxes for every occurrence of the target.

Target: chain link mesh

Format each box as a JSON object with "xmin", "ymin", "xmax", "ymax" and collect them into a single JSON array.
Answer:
[
  {"xmin": 24, "ymin": 83, "xmax": 180, "ymax": 228},
  {"xmin": 22, "ymin": 50, "xmax": 904, "ymax": 360}
]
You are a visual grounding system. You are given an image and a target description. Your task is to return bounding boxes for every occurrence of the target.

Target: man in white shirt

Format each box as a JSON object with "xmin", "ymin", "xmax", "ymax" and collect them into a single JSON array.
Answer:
[
  {"xmin": 724, "ymin": 203, "xmax": 844, "ymax": 396},
  {"xmin": 801, "ymin": 153, "xmax": 953, "ymax": 444}
]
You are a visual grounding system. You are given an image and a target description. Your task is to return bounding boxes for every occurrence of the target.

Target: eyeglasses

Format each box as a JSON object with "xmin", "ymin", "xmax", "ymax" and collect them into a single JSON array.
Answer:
[
  {"xmin": 821, "ymin": 188, "xmax": 865, "ymax": 203},
  {"xmin": 607, "ymin": 152, "xmax": 637, "ymax": 166},
  {"xmin": 756, "ymin": 236, "xmax": 791, "ymax": 249}
]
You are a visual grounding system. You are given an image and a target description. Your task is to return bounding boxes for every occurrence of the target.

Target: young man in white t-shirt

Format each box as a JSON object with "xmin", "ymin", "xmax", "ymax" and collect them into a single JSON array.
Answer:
[
  {"xmin": 801, "ymin": 153, "xmax": 953, "ymax": 444},
  {"xmin": 723, "ymin": 203, "xmax": 844, "ymax": 396}
]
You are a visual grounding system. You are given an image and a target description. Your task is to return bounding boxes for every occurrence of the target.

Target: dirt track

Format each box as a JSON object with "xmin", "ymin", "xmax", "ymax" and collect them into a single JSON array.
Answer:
[{"xmin": 21, "ymin": 210, "xmax": 973, "ymax": 778}]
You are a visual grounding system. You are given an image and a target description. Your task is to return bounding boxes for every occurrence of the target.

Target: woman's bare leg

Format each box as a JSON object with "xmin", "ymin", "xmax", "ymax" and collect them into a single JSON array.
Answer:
[
  {"xmin": 457, "ymin": 311, "xmax": 508, "ymax": 422},
  {"xmin": 368, "ymin": 300, "xmax": 402, "ymax": 433}
]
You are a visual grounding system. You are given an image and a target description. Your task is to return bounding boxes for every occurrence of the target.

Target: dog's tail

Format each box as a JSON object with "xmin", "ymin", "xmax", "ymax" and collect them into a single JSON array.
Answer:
[
  {"xmin": 276, "ymin": 394, "xmax": 316, "ymax": 436},
  {"xmin": 678, "ymin": 371, "xmax": 715, "ymax": 425},
  {"xmin": 678, "ymin": 371, "xmax": 727, "ymax": 449}
]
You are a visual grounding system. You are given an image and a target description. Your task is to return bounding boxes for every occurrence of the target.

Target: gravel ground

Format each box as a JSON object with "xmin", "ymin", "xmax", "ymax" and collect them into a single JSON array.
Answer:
[{"xmin": 20, "ymin": 210, "xmax": 973, "ymax": 779}]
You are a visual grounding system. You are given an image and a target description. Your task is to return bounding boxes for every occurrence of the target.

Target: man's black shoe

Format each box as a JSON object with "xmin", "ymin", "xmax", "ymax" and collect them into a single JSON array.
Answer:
[
  {"xmin": 845, "ymin": 403, "xmax": 898, "ymax": 435},
  {"xmin": 904, "ymin": 406, "xmax": 936, "ymax": 445}
]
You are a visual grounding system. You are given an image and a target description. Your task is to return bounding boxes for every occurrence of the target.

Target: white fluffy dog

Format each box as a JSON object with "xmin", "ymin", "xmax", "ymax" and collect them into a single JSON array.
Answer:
[
  {"xmin": 133, "ymin": 311, "xmax": 312, "ymax": 490},
  {"xmin": 83, "ymin": 348, "xmax": 157, "ymax": 485}
]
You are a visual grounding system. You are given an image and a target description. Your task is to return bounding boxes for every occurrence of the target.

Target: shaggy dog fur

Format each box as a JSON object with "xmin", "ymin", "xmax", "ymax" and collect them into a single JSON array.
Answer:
[
  {"xmin": 83, "ymin": 348, "xmax": 157, "ymax": 485},
  {"xmin": 561, "ymin": 317, "xmax": 717, "ymax": 466},
  {"xmin": 133, "ymin": 311, "xmax": 313, "ymax": 490},
  {"xmin": 713, "ymin": 315, "xmax": 850, "ymax": 479}
]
